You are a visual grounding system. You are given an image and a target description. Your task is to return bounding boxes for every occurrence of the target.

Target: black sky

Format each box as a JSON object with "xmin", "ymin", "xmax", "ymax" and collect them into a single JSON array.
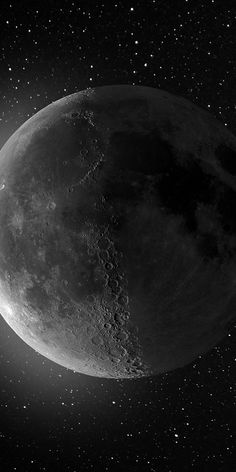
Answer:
[{"xmin": 0, "ymin": 1, "xmax": 235, "ymax": 471}]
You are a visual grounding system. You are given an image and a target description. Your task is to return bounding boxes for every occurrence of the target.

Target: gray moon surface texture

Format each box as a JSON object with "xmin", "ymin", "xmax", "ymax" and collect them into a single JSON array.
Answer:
[{"xmin": 0, "ymin": 85, "xmax": 236, "ymax": 379}]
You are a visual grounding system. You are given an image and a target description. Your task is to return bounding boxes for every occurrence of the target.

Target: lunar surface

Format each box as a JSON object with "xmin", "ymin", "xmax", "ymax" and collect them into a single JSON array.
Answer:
[{"xmin": 0, "ymin": 85, "xmax": 236, "ymax": 379}]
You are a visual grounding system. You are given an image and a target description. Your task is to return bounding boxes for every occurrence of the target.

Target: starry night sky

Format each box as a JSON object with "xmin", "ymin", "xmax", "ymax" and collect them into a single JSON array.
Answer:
[{"xmin": 0, "ymin": 1, "xmax": 235, "ymax": 471}]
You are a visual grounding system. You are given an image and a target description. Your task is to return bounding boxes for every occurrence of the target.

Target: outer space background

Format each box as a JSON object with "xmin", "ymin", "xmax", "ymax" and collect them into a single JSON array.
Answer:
[{"xmin": 0, "ymin": 1, "xmax": 235, "ymax": 471}]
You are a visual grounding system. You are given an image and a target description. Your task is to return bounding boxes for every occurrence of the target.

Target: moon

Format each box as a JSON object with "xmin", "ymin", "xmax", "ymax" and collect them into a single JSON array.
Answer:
[{"xmin": 0, "ymin": 84, "xmax": 235, "ymax": 379}]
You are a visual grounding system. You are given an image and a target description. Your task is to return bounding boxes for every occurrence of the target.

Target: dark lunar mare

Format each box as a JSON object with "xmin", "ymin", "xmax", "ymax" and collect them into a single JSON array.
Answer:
[{"xmin": 105, "ymin": 128, "xmax": 235, "ymax": 263}]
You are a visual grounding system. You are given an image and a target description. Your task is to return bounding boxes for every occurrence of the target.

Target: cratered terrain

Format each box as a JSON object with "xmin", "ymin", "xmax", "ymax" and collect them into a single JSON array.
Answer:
[{"xmin": 0, "ymin": 84, "xmax": 236, "ymax": 379}]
